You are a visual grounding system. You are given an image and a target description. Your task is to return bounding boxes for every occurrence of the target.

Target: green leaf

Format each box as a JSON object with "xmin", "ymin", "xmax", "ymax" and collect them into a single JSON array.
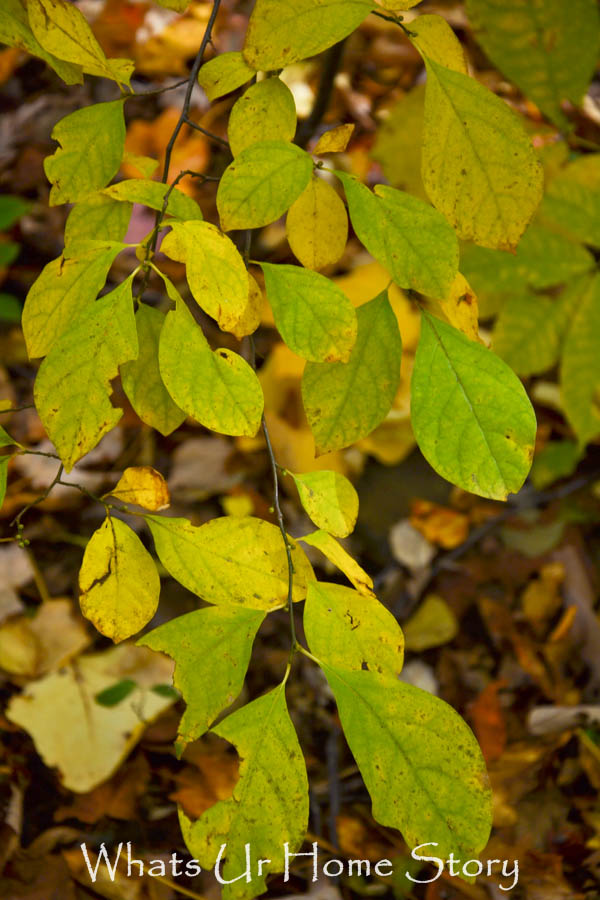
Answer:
[
  {"xmin": 198, "ymin": 51, "xmax": 254, "ymax": 101},
  {"xmin": 292, "ymin": 470, "xmax": 358, "ymax": 537},
  {"xmin": 79, "ymin": 516, "xmax": 160, "ymax": 643},
  {"xmin": 139, "ymin": 606, "xmax": 265, "ymax": 751},
  {"xmin": 0, "ymin": 425, "xmax": 16, "ymax": 448},
  {"xmin": 561, "ymin": 273, "xmax": 600, "ymax": 446},
  {"xmin": 44, "ymin": 101, "xmax": 126, "ymax": 206},
  {"xmin": 0, "ymin": 294, "xmax": 21, "ymax": 323},
  {"xmin": 22, "ymin": 243, "xmax": 124, "ymax": 358},
  {"xmin": 538, "ymin": 154, "xmax": 600, "ymax": 247},
  {"xmin": 302, "ymin": 291, "xmax": 402, "ymax": 454},
  {"xmin": 229, "ymin": 78, "xmax": 297, "ymax": 156},
  {"xmin": 161, "ymin": 222, "xmax": 248, "ymax": 333},
  {"xmin": 260, "ymin": 263, "xmax": 357, "ymax": 363},
  {"xmin": 26, "ymin": 0, "xmax": 134, "ymax": 85},
  {"xmin": 0, "ymin": 456, "xmax": 8, "ymax": 510},
  {"xmin": 301, "ymin": 530, "xmax": 374, "ymax": 596},
  {"xmin": 0, "ymin": 195, "xmax": 31, "ymax": 230},
  {"xmin": 0, "ymin": 243, "xmax": 19, "ymax": 268},
  {"xmin": 372, "ymin": 84, "xmax": 427, "ymax": 200},
  {"xmin": 120, "ymin": 304, "xmax": 186, "ymax": 437},
  {"xmin": 179, "ymin": 683, "xmax": 308, "ymax": 900},
  {"xmin": 0, "ymin": 0, "xmax": 82, "ymax": 84},
  {"xmin": 493, "ymin": 283, "xmax": 579, "ymax": 377},
  {"xmin": 158, "ymin": 300, "xmax": 263, "ymax": 437},
  {"xmin": 286, "ymin": 176, "xmax": 348, "ymax": 270},
  {"xmin": 317, "ymin": 667, "xmax": 492, "ymax": 862},
  {"xmin": 146, "ymin": 515, "xmax": 315, "ymax": 610},
  {"xmin": 530, "ymin": 440, "xmax": 581, "ymax": 491},
  {"xmin": 466, "ymin": 0, "xmax": 600, "ymax": 128},
  {"xmin": 409, "ymin": 13, "xmax": 468, "ymax": 73},
  {"xmin": 95, "ymin": 679, "xmax": 137, "ymax": 707},
  {"xmin": 336, "ymin": 173, "xmax": 459, "ymax": 298},
  {"xmin": 103, "ymin": 180, "xmax": 203, "ymax": 221},
  {"xmin": 217, "ymin": 141, "xmax": 313, "ymax": 231},
  {"xmin": 34, "ymin": 275, "xmax": 138, "ymax": 471},
  {"xmin": 411, "ymin": 312, "xmax": 536, "ymax": 500},
  {"xmin": 64, "ymin": 194, "xmax": 132, "ymax": 246},
  {"xmin": 304, "ymin": 581, "xmax": 404, "ymax": 675},
  {"xmin": 420, "ymin": 58, "xmax": 543, "ymax": 250},
  {"xmin": 243, "ymin": 0, "xmax": 374, "ymax": 70}
]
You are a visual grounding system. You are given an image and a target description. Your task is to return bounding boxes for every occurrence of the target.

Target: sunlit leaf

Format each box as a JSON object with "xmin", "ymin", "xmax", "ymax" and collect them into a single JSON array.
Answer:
[
  {"xmin": 34, "ymin": 275, "xmax": 138, "ymax": 470},
  {"xmin": 44, "ymin": 101, "xmax": 126, "ymax": 206},
  {"xmin": 304, "ymin": 581, "xmax": 403, "ymax": 675},
  {"xmin": 64, "ymin": 194, "xmax": 132, "ymax": 246},
  {"xmin": 286, "ymin": 177, "xmax": 348, "ymax": 271},
  {"xmin": 337, "ymin": 173, "xmax": 459, "ymax": 298},
  {"xmin": 409, "ymin": 13, "xmax": 468, "ymax": 72},
  {"xmin": 411, "ymin": 312, "xmax": 536, "ymax": 500},
  {"xmin": 302, "ymin": 291, "xmax": 402, "ymax": 454},
  {"xmin": 159, "ymin": 299, "xmax": 263, "ymax": 437},
  {"xmin": 260, "ymin": 263, "xmax": 357, "ymax": 363},
  {"xmin": 103, "ymin": 180, "xmax": 203, "ymax": 221},
  {"xmin": 420, "ymin": 58, "xmax": 543, "ymax": 249},
  {"xmin": 198, "ymin": 51, "xmax": 254, "ymax": 102},
  {"xmin": 139, "ymin": 606, "xmax": 265, "ymax": 751},
  {"xmin": 79, "ymin": 516, "xmax": 160, "ymax": 643},
  {"xmin": 243, "ymin": 0, "xmax": 374, "ymax": 70},
  {"xmin": 292, "ymin": 470, "xmax": 358, "ymax": 537},
  {"xmin": 301, "ymin": 530, "xmax": 374, "ymax": 596},
  {"xmin": 0, "ymin": 0, "xmax": 82, "ymax": 84},
  {"xmin": 109, "ymin": 466, "xmax": 170, "ymax": 511},
  {"xmin": 180, "ymin": 683, "xmax": 308, "ymax": 900},
  {"xmin": 466, "ymin": 0, "xmax": 600, "ymax": 128},
  {"xmin": 217, "ymin": 141, "xmax": 313, "ymax": 231},
  {"xmin": 229, "ymin": 78, "xmax": 297, "ymax": 156},
  {"xmin": 313, "ymin": 124, "xmax": 355, "ymax": 154},
  {"xmin": 561, "ymin": 273, "xmax": 600, "ymax": 446},
  {"xmin": 147, "ymin": 515, "xmax": 315, "ymax": 610}
]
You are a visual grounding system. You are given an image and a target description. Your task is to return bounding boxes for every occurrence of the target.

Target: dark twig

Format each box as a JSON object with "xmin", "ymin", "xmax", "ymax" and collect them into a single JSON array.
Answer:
[
  {"xmin": 295, "ymin": 40, "xmax": 346, "ymax": 148},
  {"xmin": 10, "ymin": 463, "xmax": 63, "ymax": 530},
  {"xmin": 371, "ymin": 9, "xmax": 416, "ymax": 37},
  {"xmin": 182, "ymin": 115, "xmax": 230, "ymax": 148}
]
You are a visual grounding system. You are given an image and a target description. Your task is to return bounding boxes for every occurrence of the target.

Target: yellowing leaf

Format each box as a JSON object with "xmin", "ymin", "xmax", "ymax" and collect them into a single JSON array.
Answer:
[
  {"xmin": 159, "ymin": 299, "xmax": 263, "ymax": 437},
  {"xmin": 44, "ymin": 101, "xmax": 126, "ymax": 206},
  {"xmin": 180, "ymin": 684, "xmax": 308, "ymax": 900},
  {"xmin": 147, "ymin": 515, "xmax": 315, "ymax": 610},
  {"xmin": 139, "ymin": 606, "xmax": 265, "ymax": 751},
  {"xmin": 466, "ymin": 0, "xmax": 600, "ymax": 128},
  {"xmin": 302, "ymin": 291, "xmax": 402, "ymax": 454},
  {"xmin": 313, "ymin": 123, "xmax": 355, "ymax": 154},
  {"xmin": 229, "ymin": 273, "xmax": 263, "ymax": 340},
  {"xmin": 0, "ymin": 0, "xmax": 82, "ymax": 84},
  {"xmin": 109, "ymin": 466, "xmax": 170, "ymax": 511},
  {"xmin": 409, "ymin": 14, "xmax": 468, "ymax": 73},
  {"xmin": 161, "ymin": 221, "xmax": 248, "ymax": 334},
  {"xmin": 229, "ymin": 77, "xmax": 297, "ymax": 156},
  {"xmin": 6, "ymin": 644, "xmax": 174, "ymax": 792},
  {"xmin": 301, "ymin": 529, "xmax": 374, "ymax": 596},
  {"xmin": 64, "ymin": 194, "xmax": 132, "ymax": 246},
  {"xmin": 402, "ymin": 594, "xmax": 459, "ymax": 651},
  {"xmin": 79, "ymin": 516, "xmax": 160, "ymax": 643},
  {"xmin": 292, "ymin": 470, "xmax": 358, "ymax": 537},
  {"xmin": 372, "ymin": 83, "xmax": 426, "ymax": 200},
  {"xmin": 411, "ymin": 312, "xmax": 537, "ymax": 500},
  {"xmin": 103, "ymin": 180, "xmax": 203, "ymax": 221},
  {"xmin": 376, "ymin": 0, "xmax": 421, "ymax": 7},
  {"xmin": 34, "ymin": 276, "xmax": 138, "ymax": 471},
  {"xmin": 197, "ymin": 51, "xmax": 254, "ymax": 102},
  {"xmin": 561, "ymin": 273, "xmax": 600, "ymax": 446},
  {"xmin": 336, "ymin": 173, "xmax": 459, "ymax": 299},
  {"xmin": 261, "ymin": 263, "xmax": 357, "ymax": 363},
  {"xmin": 304, "ymin": 581, "xmax": 404, "ymax": 675},
  {"xmin": 26, "ymin": 0, "xmax": 134, "ymax": 85},
  {"xmin": 437, "ymin": 272, "xmax": 480, "ymax": 342},
  {"xmin": 286, "ymin": 176, "xmax": 348, "ymax": 270},
  {"xmin": 217, "ymin": 141, "xmax": 313, "ymax": 231},
  {"xmin": 317, "ymin": 667, "xmax": 492, "ymax": 861},
  {"xmin": 120, "ymin": 304, "xmax": 187, "ymax": 436},
  {"xmin": 243, "ymin": 0, "xmax": 374, "ymax": 70},
  {"xmin": 420, "ymin": 59, "xmax": 543, "ymax": 250}
]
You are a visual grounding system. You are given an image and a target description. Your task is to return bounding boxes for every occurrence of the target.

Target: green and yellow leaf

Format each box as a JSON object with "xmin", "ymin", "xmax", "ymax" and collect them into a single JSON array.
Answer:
[
  {"xmin": 0, "ymin": 0, "xmax": 82, "ymax": 84},
  {"xmin": 561, "ymin": 273, "xmax": 600, "ymax": 447},
  {"xmin": 301, "ymin": 530, "xmax": 374, "ymax": 596},
  {"xmin": 286, "ymin": 177, "xmax": 348, "ymax": 271},
  {"xmin": 64, "ymin": 194, "xmax": 132, "ymax": 246},
  {"xmin": 198, "ymin": 51, "xmax": 254, "ymax": 102},
  {"xmin": 292, "ymin": 470, "xmax": 358, "ymax": 537},
  {"xmin": 228, "ymin": 78, "xmax": 297, "ymax": 156},
  {"xmin": 103, "ymin": 180, "xmax": 203, "ymax": 221}
]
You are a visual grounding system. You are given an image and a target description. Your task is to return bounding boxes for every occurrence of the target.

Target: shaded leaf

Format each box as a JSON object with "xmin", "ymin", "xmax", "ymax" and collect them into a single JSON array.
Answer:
[
  {"xmin": 229, "ymin": 78, "xmax": 297, "ymax": 156},
  {"xmin": 0, "ymin": 457, "xmax": 8, "ymax": 510},
  {"xmin": 103, "ymin": 180, "xmax": 203, "ymax": 221},
  {"xmin": 139, "ymin": 606, "xmax": 265, "ymax": 750},
  {"xmin": 292, "ymin": 470, "xmax": 358, "ymax": 537},
  {"xmin": 286, "ymin": 176, "xmax": 348, "ymax": 271},
  {"xmin": 561, "ymin": 273, "xmax": 600, "ymax": 446},
  {"xmin": 64, "ymin": 194, "xmax": 132, "ymax": 246},
  {"xmin": 147, "ymin": 515, "xmax": 315, "ymax": 610},
  {"xmin": 411, "ymin": 312, "xmax": 536, "ymax": 500},
  {"xmin": 402, "ymin": 594, "xmax": 459, "ymax": 651},
  {"xmin": 95, "ymin": 679, "xmax": 137, "ymax": 707},
  {"xmin": 538, "ymin": 154, "xmax": 600, "ymax": 247},
  {"xmin": 302, "ymin": 291, "xmax": 402, "ymax": 454}
]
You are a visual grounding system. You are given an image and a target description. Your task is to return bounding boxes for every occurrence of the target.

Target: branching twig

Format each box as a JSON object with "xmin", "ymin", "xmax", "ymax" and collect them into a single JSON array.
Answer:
[
  {"xmin": 183, "ymin": 115, "xmax": 230, "ymax": 148},
  {"xmin": 295, "ymin": 40, "xmax": 346, "ymax": 148}
]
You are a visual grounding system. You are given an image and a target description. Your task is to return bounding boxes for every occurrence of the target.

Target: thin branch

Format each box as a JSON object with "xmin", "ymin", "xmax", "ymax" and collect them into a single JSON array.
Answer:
[
  {"xmin": 10, "ymin": 463, "xmax": 63, "ymax": 530},
  {"xmin": 130, "ymin": 77, "xmax": 189, "ymax": 98},
  {"xmin": 183, "ymin": 115, "xmax": 230, "ymax": 148},
  {"xmin": 371, "ymin": 9, "xmax": 415, "ymax": 37},
  {"xmin": 295, "ymin": 40, "xmax": 346, "ymax": 148}
]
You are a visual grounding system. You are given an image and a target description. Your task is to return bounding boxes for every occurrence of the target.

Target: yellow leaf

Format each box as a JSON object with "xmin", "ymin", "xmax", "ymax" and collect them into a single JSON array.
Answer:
[
  {"xmin": 286, "ymin": 176, "xmax": 348, "ymax": 271},
  {"xmin": 314, "ymin": 124, "xmax": 355, "ymax": 154},
  {"xmin": 292, "ymin": 470, "xmax": 358, "ymax": 538},
  {"xmin": 402, "ymin": 594, "xmax": 459, "ymax": 652},
  {"xmin": 6, "ymin": 644, "xmax": 174, "ymax": 792},
  {"xmin": 109, "ymin": 466, "xmax": 170, "ymax": 511},
  {"xmin": 301, "ymin": 530, "xmax": 374, "ymax": 596},
  {"xmin": 436, "ymin": 272, "xmax": 481, "ymax": 342},
  {"xmin": 410, "ymin": 14, "xmax": 468, "ymax": 74},
  {"xmin": 228, "ymin": 77, "xmax": 297, "ymax": 156},
  {"xmin": 229, "ymin": 273, "xmax": 263, "ymax": 340},
  {"xmin": 198, "ymin": 51, "xmax": 254, "ymax": 102},
  {"xmin": 79, "ymin": 517, "xmax": 160, "ymax": 643}
]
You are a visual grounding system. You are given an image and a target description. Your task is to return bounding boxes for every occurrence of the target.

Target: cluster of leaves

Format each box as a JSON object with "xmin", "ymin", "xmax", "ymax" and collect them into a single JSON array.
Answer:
[{"xmin": 1, "ymin": 0, "xmax": 599, "ymax": 894}]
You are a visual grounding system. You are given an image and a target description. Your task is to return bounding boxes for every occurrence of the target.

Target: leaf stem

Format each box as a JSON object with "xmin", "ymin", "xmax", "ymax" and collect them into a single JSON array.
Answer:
[{"xmin": 371, "ymin": 9, "xmax": 415, "ymax": 37}]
